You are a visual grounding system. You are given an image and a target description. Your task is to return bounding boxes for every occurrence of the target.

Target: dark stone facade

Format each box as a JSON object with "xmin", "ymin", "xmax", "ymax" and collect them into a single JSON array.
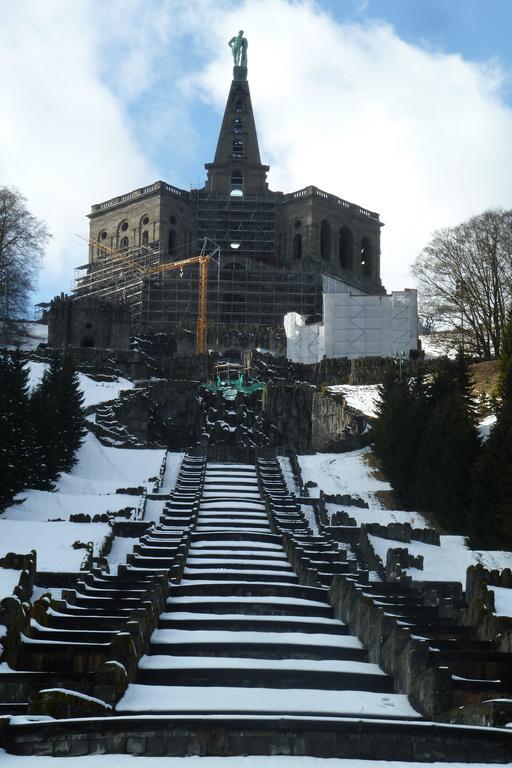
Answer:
[
  {"xmin": 48, "ymin": 296, "xmax": 131, "ymax": 350},
  {"xmin": 50, "ymin": 65, "xmax": 384, "ymax": 350}
]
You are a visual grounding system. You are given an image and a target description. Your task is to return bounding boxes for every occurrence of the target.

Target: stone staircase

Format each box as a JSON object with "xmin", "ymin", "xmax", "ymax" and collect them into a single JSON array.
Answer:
[
  {"xmin": 116, "ymin": 461, "xmax": 404, "ymax": 720},
  {"xmin": 1, "ymin": 453, "xmax": 512, "ymax": 761}
]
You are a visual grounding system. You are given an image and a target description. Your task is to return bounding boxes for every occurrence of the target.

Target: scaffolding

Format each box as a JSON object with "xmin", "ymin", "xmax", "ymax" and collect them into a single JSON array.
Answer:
[
  {"xmin": 140, "ymin": 262, "xmax": 323, "ymax": 331},
  {"xmin": 72, "ymin": 192, "xmax": 324, "ymax": 336},
  {"xmin": 194, "ymin": 191, "xmax": 276, "ymax": 265},
  {"xmin": 73, "ymin": 243, "xmax": 160, "ymax": 326}
]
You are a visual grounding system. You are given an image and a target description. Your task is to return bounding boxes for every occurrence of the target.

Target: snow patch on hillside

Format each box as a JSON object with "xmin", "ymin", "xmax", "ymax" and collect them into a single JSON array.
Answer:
[
  {"xmin": 419, "ymin": 333, "xmax": 457, "ymax": 359},
  {"xmin": 26, "ymin": 361, "xmax": 133, "ymax": 408},
  {"xmin": 328, "ymin": 385, "xmax": 380, "ymax": 418},
  {"xmin": 299, "ymin": 450, "xmax": 430, "ymax": 529},
  {"xmin": 0, "ymin": 520, "xmax": 110, "ymax": 572},
  {"xmin": 57, "ymin": 433, "xmax": 164, "ymax": 495},
  {"xmin": 1, "ymin": 433, "xmax": 164, "ymax": 570},
  {"xmin": 369, "ymin": 534, "xmax": 512, "ymax": 586}
]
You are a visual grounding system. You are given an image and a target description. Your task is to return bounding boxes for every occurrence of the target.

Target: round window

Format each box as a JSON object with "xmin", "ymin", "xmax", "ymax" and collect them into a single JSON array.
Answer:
[
  {"xmin": 294, "ymin": 219, "xmax": 301, "ymax": 229},
  {"xmin": 170, "ymin": 215, "xmax": 177, "ymax": 225},
  {"xmin": 85, "ymin": 322, "xmax": 93, "ymax": 329},
  {"xmin": 121, "ymin": 221, "xmax": 128, "ymax": 232},
  {"xmin": 142, "ymin": 216, "xmax": 149, "ymax": 225},
  {"xmin": 100, "ymin": 231, "xmax": 107, "ymax": 240}
]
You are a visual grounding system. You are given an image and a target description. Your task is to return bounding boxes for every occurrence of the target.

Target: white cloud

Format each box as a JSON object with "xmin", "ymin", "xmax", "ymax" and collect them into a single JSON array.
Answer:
[
  {"xmin": 2, "ymin": 0, "xmax": 512, "ymax": 305},
  {"xmin": 0, "ymin": 0, "xmax": 158, "ymax": 299}
]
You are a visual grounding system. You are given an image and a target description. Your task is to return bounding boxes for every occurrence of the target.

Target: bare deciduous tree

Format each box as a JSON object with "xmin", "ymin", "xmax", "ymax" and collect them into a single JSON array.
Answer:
[
  {"xmin": 412, "ymin": 208, "xmax": 512, "ymax": 359},
  {"xmin": 0, "ymin": 187, "xmax": 50, "ymax": 333}
]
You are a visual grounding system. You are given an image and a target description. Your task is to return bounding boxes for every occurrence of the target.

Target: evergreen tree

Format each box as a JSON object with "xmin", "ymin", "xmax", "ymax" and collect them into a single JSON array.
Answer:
[
  {"xmin": 371, "ymin": 363, "xmax": 427, "ymax": 508},
  {"xmin": 499, "ymin": 308, "xmax": 512, "ymax": 398},
  {"xmin": 31, "ymin": 354, "xmax": 85, "ymax": 487},
  {"xmin": 57, "ymin": 354, "xmax": 85, "ymax": 473},
  {"xmin": 470, "ymin": 311, "xmax": 512, "ymax": 547},
  {"xmin": 0, "ymin": 351, "xmax": 33, "ymax": 508},
  {"xmin": 30, "ymin": 355, "xmax": 62, "ymax": 487},
  {"xmin": 415, "ymin": 357, "xmax": 481, "ymax": 532}
]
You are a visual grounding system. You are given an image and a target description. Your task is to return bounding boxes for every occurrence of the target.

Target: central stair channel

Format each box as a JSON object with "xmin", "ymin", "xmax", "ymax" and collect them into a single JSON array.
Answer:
[{"xmin": 117, "ymin": 460, "xmax": 418, "ymax": 720}]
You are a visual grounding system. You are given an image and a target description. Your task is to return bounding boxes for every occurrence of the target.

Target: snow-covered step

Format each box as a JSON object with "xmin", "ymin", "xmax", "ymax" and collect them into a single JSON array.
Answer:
[
  {"xmin": 185, "ymin": 558, "xmax": 291, "ymax": 568},
  {"xmin": 136, "ymin": 655, "xmax": 393, "ymax": 691},
  {"xmin": 166, "ymin": 595, "xmax": 334, "ymax": 617},
  {"xmin": 169, "ymin": 581, "xmax": 328, "ymax": 600},
  {"xmin": 187, "ymin": 550, "xmax": 287, "ymax": 560},
  {"xmin": 158, "ymin": 612, "xmax": 348, "ymax": 633},
  {"xmin": 190, "ymin": 540, "xmax": 282, "ymax": 549},
  {"xmin": 117, "ymin": 684, "xmax": 419, "ymax": 719},
  {"xmin": 149, "ymin": 628, "xmax": 366, "ymax": 661}
]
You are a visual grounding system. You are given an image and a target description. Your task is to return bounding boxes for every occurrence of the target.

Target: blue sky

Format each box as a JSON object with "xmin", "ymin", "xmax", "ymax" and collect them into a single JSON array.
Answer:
[
  {"xmin": 1, "ymin": 0, "xmax": 512, "ymax": 307},
  {"xmin": 347, "ymin": 0, "xmax": 512, "ymax": 69}
]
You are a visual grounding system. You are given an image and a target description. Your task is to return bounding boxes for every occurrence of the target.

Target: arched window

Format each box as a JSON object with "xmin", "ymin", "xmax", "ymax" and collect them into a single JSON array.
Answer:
[
  {"xmin": 120, "ymin": 236, "xmax": 129, "ymax": 250},
  {"xmin": 142, "ymin": 231, "xmax": 149, "ymax": 246},
  {"xmin": 168, "ymin": 229, "xmax": 176, "ymax": 256},
  {"xmin": 292, "ymin": 233, "xmax": 302, "ymax": 260},
  {"xmin": 361, "ymin": 237, "xmax": 372, "ymax": 277},
  {"xmin": 232, "ymin": 118, "xmax": 244, "ymax": 134},
  {"xmin": 230, "ymin": 169, "xmax": 243, "ymax": 197},
  {"xmin": 339, "ymin": 226, "xmax": 354, "ymax": 269},
  {"xmin": 320, "ymin": 219, "xmax": 331, "ymax": 261},
  {"xmin": 232, "ymin": 139, "xmax": 244, "ymax": 158}
]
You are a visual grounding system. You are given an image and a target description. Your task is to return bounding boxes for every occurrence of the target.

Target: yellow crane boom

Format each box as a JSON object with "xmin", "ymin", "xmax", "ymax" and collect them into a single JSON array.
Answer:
[
  {"xmin": 149, "ymin": 254, "xmax": 209, "ymax": 354},
  {"xmin": 77, "ymin": 235, "xmax": 212, "ymax": 355}
]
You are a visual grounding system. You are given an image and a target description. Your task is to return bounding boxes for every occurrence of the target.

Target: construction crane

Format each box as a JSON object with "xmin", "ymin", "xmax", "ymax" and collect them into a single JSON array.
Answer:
[
  {"xmin": 77, "ymin": 235, "xmax": 217, "ymax": 355},
  {"xmin": 146, "ymin": 244, "xmax": 210, "ymax": 354}
]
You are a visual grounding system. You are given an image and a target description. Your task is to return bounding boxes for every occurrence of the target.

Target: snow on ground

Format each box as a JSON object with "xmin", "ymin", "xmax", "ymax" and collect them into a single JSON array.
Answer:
[
  {"xmin": 0, "ymin": 569, "xmax": 22, "ymax": 601},
  {"xmin": 1, "ymin": 433, "xmax": 164, "ymax": 572},
  {"xmin": 145, "ymin": 499, "xmax": 166, "ymax": 523},
  {"xmin": 26, "ymin": 361, "xmax": 48, "ymax": 391},
  {"xmin": 478, "ymin": 414, "xmax": 497, "ymax": 441},
  {"xmin": 278, "ymin": 457, "xmax": 299, "ymax": 494},
  {"xmin": 328, "ymin": 385, "xmax": 380, "ymax": 419},
  {"xmin": 368, "ymin": 534, "xmax": 512, "ymax": 586},
  {"xmin": 299, "ymin": 450, "xmax": 388, "ymax": 501},
  {"xmin": 26, "ymin": 361, "xmax": 134, "ymax": 408},
  {"xmin": 298, "ymin": 450, "xmax": 429, "ymax": 528},
  {"xmin": 6, "ymin": 321, "xmax": 48, "ymax": 351},
  {"xmin": 491, "ymin": 586, "xmax": 512, "ymax": 617},
  {"xmin": 5, "ymin": 433, "xmax": 164, "ymax": 519},
  {"xmin": 328, "ymin": 382, "xmax": 493, "ymax": 440},
  {"xmin": 57, "ymin": 433, "xmax": 164, "ymax": 495},
  {"xmin": 325, "ymin": 503, "xmax": 428, "ymax": 529},
  {"xmin": 3, "ymin": 490, "xmax": 138, "ymax": 522},
  {"xmin": 301, "ymin": 505, "xmax": 320, "ymax": 535},
  {"xmin": 419, "ymin": 333, "xmax": 457, "ymax": 359},
  {"xmin": 106, "ymin": 537, "xmax": 138, "ymax": 572},
  {"xmin": 299, "ymin": 448, "xmax": 512, "ymax": 586},
  {"xmin": 2, "ymin": 754, "xmax": 509, "ymax": 768},
  {"xmin": 0, "ymin": 520, "xmax": 110, "ymax": 572},
  {"xmin": 162, "ymin": 452, "xmax": 185, "ymax": 491}
]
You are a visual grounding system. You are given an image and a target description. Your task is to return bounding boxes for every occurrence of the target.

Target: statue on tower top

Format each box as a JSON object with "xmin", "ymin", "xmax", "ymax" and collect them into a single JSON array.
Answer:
[{"xmin": 229, "ymin": 30, "xmax": 248, "ymax": 68}]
